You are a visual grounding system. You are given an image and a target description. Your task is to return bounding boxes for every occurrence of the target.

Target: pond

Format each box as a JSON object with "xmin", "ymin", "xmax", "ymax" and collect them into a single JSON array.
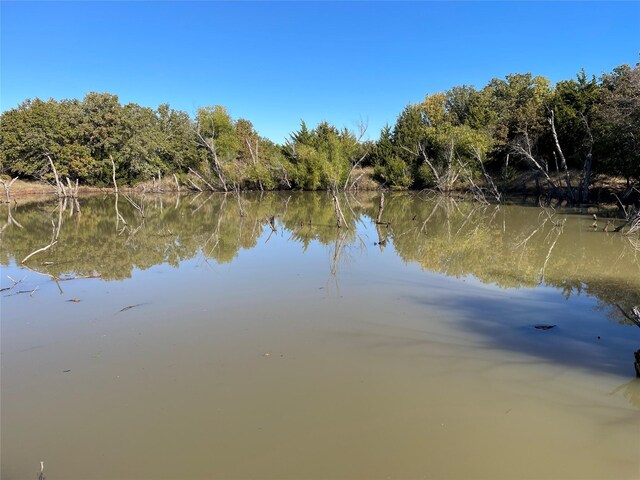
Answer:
[{"xmin": 1, "ymin": 192, "xmax": 639, "ymax": 479}]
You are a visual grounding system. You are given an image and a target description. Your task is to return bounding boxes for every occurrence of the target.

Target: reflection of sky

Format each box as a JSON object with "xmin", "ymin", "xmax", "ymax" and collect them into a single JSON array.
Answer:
[
  {"xmin": 3, "ymin": 204, "xmax": 640, "ymax": 383},
  {"xmin": 258, "ymin": 218, "xmax": 640, "ymax": 379},
  {"xmin": 408, "ymin": 279, "xmax": 640, "ymax": 378}
]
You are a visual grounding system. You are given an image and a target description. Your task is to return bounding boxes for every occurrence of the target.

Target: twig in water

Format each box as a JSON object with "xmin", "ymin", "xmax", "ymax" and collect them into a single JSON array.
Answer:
[
  {"xmin": 118, "ymin": 302, "xmax": 150, "ymax": 313},
  {"xmin": 0, "ymin": 275, "xmax": 25, "ymax": 292}
]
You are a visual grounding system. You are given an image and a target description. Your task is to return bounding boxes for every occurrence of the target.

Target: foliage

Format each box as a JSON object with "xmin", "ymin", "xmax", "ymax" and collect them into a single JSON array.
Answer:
[
  {"xmin": 1, "ymin": 62, "xmax": 639, "ymax": 191},
  {"xmin": 284, "ymin": 121, "xmax": 362, "ymax": 190},
  {"xmin": 593, "ymin": 64, "xmax": 640, "ymax": 182}
]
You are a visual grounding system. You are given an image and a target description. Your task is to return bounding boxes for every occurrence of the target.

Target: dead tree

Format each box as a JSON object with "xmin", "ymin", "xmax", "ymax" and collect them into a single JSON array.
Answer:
[
  {"xmin": 233, "ymin": 185, "xmax": 246, "ymax": 217},
  {"xmin": 188, "ymin": 167, "xmax": 217, "ymax": 192},
  {"xmin": 151, "ymin": 170, "xmax": 164, "ymax": 193},
  {"xmin": 195, "ymin": 125, "xmax": 228, "ymax": 191},
  {"xmin": 503, "ymin": 153, "xmax": 510, "ymax": 181},
  {"xmin": 548, "ymin": 109, "xmax": 575, "ymax": 202},
  {"xmin": 47, "ymin": 154, "xmax": 65, "ymax": 197},
  {"xmin": 472, "ymin": 146, "xmax": 502, "ymax": 203},
  {"xmin": 615, "ymin": 305, "xmax": 640, "ymax": 377},
  {"xmin": 625, "ymin": 209, "xmax": 640, "ymax": 236},
  {"xmin": 0, "ymin": 176, "xmax": 19, "ymax": 203},
  {"xmin": 0, "ymin": 200, "xmax": 24, "ymax": 235},
  {"xmin": 511, "ymin": 132, "xmax": 560, "ymax": 199},
  {"xmin": 66, "ymin": 177, "xmax": 79, "ymax": 198},
  {"xmin": 110, "ymin": 156, "xmax": 119, "ymax": 194},
  {"xmin": 375, "ymin": 192, "xmax": 386, "ymax": 224},
  {"xmin": 123, "ymin": 194, "xmax": 145, "ymax": 218},
  {"xmin": 109, "ymin": 162, "xmax": 128, "ymax": 228},
  {"xmin": 114, "ymin": 193, "xmax": 127, "ymax": 230},
  {"xmin": 331, "ymin": 191, "xmax": 349, "ymax": 229},
  {"xmin": 21, "ymin": 216, "xmax": 60, "ymax": 264},
  {"xmin": 577, "ymin": 113, "xmax": 594, "ymax": 203},
  {"xmin": 538, "ymin": 218, "xmax": 564, "ymax": 282},
  {"xmin": 343, "ymin": 121, "xmax": 369, "ymax": 191},
  {"xmin": 46, "ymin": 154, "xmax": 78, "ymax": 198},
  {"xmin": 456, "ymin": 156, "xmax": 489, "ymax": 205},
  {"xmin": 245, "ymin": 138, "xmax": 264, "ymax": 191},
  {"xmin": 401, "ymin": 140, "xmax": 461, "ymax": 194},
  {"xmin": 187, "ymin": 177, "xmax": 203, "ymax": 192},
  {"xmin": 613, "ymin": 192, "xmax": 640, "ymax": 234},
  {"xmin": 277, "ymin": 160, "xmax": 292, "ymax": 189},
  {"xmin": 374, "ymin": 192, "xmax": 389, "ymax": 250}
]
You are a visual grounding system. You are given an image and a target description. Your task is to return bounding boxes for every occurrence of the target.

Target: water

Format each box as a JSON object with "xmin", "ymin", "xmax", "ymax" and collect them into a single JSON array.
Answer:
[{"xmin": 1, "ymin": 192, "xmax": 639, "ymax": 479}]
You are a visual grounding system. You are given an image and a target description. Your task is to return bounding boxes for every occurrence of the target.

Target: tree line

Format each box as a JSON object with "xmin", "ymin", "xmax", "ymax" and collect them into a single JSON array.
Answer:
[{"xmin": 1, "ymin": 63, "xmax": 638, "ymax": 197}]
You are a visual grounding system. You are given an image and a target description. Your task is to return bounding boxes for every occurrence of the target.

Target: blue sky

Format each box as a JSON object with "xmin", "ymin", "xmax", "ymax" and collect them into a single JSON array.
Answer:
[{"xmin": 1, "ymin": 1, "xmax": 638, "ymax": 143}]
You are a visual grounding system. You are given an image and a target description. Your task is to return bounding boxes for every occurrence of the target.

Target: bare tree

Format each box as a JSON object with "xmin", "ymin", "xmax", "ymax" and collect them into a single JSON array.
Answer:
[
  {"xmin": 21, "ymin": 217, "xmax": 59, "ymax": 264},
  {"xmin": 456, "ymin": 155, "xmax": 489, "ymax": 205},
  {"xmin": 577, "ymin": 113, "xmax": 594, "ymax": 203},
  {"xmin": 46, "ymin": 154, "xmax": 78, "ymax": 198},
  {"xmin": 343, "ymin": 120, "xmax": 369, "ymax": 191},
  {"xmin": 188, "ymin": 167, "xmax": 217, "ymax": 192},
  {"xmin": 472, "ymin": 146, "xmax": 502, "ymax": 203},
  {"xmin": 0, "ymin": 176, "xmax": 19, "ymax": 203},
  {"xmin": 110, "ymin": 156, "xmax": 119, "ymax": 194},
  {"xmin": 511, "ymin": 132, "xmax": 560, "ymax": 198},
  {"xmin": 331, "ymin": 190, "xmax": 349, "ymax": 229},
  {"xmin": 548, "ymin": 109, "xmax": 575, "ymax": 202},
  {"xmin": 195, "ymin": 125, "xmax": 228, "ymax": 191},
  {"xmin": 245, "ymin": 137, "xmax": 264, "ymax": 191}
]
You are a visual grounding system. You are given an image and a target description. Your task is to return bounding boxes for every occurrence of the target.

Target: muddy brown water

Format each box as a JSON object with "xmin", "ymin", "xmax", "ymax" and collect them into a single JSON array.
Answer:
[{"xmin": 1, "ymin": 192, "xmax": 639, "ymax": 479}]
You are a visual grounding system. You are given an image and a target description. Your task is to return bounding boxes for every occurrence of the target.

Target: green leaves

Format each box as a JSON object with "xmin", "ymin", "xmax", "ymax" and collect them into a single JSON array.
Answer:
[
  {"xmin": 593, "ymin": 64, "xmax": 640, "ymax": 182},
  {"xmin": 1, "ymin": 62, "xmax": 638, "ymax": 191},
  {"xmin": 284, "ymin": 120, "xmax": 360, "ymax": 190}
]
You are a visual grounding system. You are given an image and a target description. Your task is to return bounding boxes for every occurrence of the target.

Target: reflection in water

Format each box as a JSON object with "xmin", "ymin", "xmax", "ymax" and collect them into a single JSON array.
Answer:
[
  {"xmin": 2, "ymin": 192, "xmax": 640, "ymax": 479},
  {"xmin": 610, "ymin": 379, "xmax": 640, "ymax": 409},
  {"xmin": 3, "ymin": 192, "xmax": 639, "ymax": 314},
  {"xmin": 3, "ymin": 192, "xmax": 639, "ymax": 379}
]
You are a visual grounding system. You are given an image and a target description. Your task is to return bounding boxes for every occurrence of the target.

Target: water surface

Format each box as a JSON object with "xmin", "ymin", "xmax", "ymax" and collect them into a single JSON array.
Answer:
[{"xmin": 2, "ymin": 192, "xmax": 639, "ymax": 479}]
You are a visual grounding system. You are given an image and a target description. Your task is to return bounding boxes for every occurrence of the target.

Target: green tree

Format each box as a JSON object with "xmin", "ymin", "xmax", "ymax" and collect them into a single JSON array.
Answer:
[
  {"xmin": 156, "ymin": 104, "xmax": 199, "ymax": 174},
  {"xmin": 195, "ymin": 105, "xmax": 240, "ymax": 190},
  {"xmin": 593, "ymin": 64, "xmax": 640, "ymax": 183},
  {"xmin": 0, "ymin": 98, "xmax": 94, "ymax": 181},
  {"xmin": 284, "ymin": 121, "xmax": 360, "ymax": 190}
]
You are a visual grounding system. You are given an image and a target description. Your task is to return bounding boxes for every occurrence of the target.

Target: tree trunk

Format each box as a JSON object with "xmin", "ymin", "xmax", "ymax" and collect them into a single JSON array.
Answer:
[
  {"xmin": 0, "ymin": 177, "xmax": 18, "ymax": 203},
  {"xmin": 548, "ymin": 110, "xmax": 574, "ymax": 202},
  {"xmin": 376, "ymin": 192, "xmax": 385, "ymax": 224},
  {"xmin": 110, "ymin": 156, "xmax": 118, "ymax": 194},
  {"xmin": 47, "ymin": 154, "xmax": 64, "ymax": 197},
  {"xmin": 580, "ymin": 152, "xmax": 593, "ymax": 203}
]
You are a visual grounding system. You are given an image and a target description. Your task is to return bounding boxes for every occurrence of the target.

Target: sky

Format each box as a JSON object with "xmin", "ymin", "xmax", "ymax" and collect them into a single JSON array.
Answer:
[{"xmin": 1, "ymin": 1, "xmax": 639, "ymax": 143}]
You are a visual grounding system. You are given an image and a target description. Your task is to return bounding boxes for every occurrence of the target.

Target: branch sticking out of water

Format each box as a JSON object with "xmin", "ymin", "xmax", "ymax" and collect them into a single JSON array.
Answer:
[{"xmin": 332, "ymin": 191, "xmax": 348, "ymax": 229}]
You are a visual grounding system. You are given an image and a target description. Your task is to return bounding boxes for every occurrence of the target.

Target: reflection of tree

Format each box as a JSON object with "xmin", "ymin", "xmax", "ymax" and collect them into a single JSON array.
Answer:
[
  {"xmin": 0, "ymin": 194, "xmax": 276, "ymax": 280},
  {"xmin": 368, "ymin": 194, "xmax": 640, "ymax": 322},
  {"xmin": 1, "ymin": 192, "xmax": 639, "ymax": 323}
]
